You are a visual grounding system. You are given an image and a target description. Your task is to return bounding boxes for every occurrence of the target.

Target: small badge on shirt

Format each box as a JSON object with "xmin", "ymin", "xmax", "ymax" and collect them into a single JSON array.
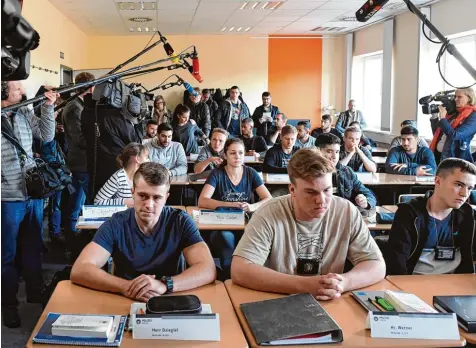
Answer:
[
  {"xmin": 434, "ymin": 246, "xmax": 456, "ymax": 261},
  {"xmin": 297, "ymin": 258, "xmax": 320, "ymax": 275}
]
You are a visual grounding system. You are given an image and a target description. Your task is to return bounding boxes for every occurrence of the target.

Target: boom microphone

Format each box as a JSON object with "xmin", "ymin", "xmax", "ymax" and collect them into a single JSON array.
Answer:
[
  {"xmin": 182, "ymin": 59, "xmax": 203, "ymax": 84},
  {"xmin": 355, "ymin": 0, "xmax": 390, "ymax": 22},
  {"xmin": 191, "ymin": 49, "xmax": 203, "ymax": 83},
  {"xmin": 183, "ymin": 81, "xmax": 199, "ymax": 97},
  {"xmin": 159, "ymin": 32, "xmax": 179, "ymax": 63}
]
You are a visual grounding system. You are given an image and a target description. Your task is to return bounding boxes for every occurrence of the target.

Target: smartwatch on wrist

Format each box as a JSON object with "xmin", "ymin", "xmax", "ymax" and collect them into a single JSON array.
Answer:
[{"xmin": 161, "ymin": 276, "xmax": 173, "ymax": 294}]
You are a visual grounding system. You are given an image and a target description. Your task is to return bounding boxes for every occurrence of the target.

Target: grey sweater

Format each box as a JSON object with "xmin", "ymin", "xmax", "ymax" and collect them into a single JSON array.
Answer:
[
  {"xmin": 145, "ymin": 139, "xmax": 187, "ymax": 176},
  {"xmin": 1, "ymin": 104, "xmax": 56, "ymax": 201}
]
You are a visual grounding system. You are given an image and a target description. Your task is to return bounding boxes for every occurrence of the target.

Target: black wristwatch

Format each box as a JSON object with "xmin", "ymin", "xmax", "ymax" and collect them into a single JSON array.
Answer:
[{"xmin": 161, "ymin": 276, "xmax": 173, "ymax": 294}]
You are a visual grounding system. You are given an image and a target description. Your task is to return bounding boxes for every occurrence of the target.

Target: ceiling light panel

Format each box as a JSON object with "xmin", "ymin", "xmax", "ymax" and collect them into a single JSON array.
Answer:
[
  {"xmin": 239, "ymin": 1, "xmax": 284, "ymax": 10},
  {"xmin": 115, "ymin": 2, "xmax": 156, "ymax": 11}
]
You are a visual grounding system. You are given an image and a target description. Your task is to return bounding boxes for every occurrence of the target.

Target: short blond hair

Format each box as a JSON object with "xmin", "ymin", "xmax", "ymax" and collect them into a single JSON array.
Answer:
[
  {"xmin": 288, "ymin": 148, "xmax": 335, "ymax": 184},
  {"xmin": 457, "ymin": 88, "xmax": 476, "ymax": 106}
]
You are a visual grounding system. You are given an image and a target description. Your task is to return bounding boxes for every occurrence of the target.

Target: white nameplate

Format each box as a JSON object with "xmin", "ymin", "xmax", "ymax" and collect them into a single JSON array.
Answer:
[
  {"xmin": 369, "ymin": 312, "xmax": 460, "ymax": 340},
  {"xmin": 199, "ymin": 210, "xmax": 244, "ymax": 225},
  {"xmin": 244, "ymin": 155, "xmax": 255, "ymax": 162},
  {"xmin": 266, "ymin": 174, "xmax": 289, "ymax": 182},
  {"xmin": 189, "ymin": 154, "xmax": 199, "ymax": 161},
  {"xmin": 82, "ymin": 205, "xmax": 127, "ymax": 219},
  {"xmin": 132, "ymin": 314, "xmax": 220, "ymax": 341}
]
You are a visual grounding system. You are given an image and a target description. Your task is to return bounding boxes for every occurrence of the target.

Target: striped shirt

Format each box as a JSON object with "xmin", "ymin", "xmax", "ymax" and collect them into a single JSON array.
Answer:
[{"xmin": 94, "ymin": 168, "xmax": 132, "ymax": 205}]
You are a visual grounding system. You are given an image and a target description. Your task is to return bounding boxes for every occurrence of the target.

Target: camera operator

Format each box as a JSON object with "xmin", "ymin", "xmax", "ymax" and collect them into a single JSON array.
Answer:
[
  {"xmin": 81, "ymin": 82, "xmax": 143, "ymax": 201},
  {"xmin": 1, "ymin": 81, "xmax": 59, "ymax": 328},
  {"xmin": 429, "ymin": 88, "xmax": 476, "ymax": 163}
]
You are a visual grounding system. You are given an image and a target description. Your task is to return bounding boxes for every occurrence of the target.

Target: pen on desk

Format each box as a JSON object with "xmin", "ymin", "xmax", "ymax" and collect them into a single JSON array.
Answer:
[{"xmin": 368, "ymin": 298, "xmax": 386, "ymax": 312}]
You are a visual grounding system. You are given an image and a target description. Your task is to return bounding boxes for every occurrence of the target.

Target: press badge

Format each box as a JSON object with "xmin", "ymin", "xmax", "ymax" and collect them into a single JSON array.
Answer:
[
  {"xmin": 435, "ymin": 246, "xmax": 456, "ymax": 261},
  {"xmin": 297, "ymin": 258, "xmax": 320, "ymax": 275}
]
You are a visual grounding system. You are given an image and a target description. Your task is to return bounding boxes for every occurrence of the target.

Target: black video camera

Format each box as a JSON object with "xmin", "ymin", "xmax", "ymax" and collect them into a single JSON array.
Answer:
[
  {"xmin": 419, "ymin": 90, "xmax": 456, "ymax": 115},
  {"xmin": 2, "ymin": 0, "xmax": 40, "ymax": 81}
]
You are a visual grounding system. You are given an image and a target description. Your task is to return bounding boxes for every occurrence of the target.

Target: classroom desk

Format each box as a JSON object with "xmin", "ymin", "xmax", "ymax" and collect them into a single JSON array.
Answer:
[
  {"xmin": 224, "ymin": 279, "xmax": 465, "ymax": 347},
  {"xmin": 27, "ymin": 281, "xmax": 247, "ymax": 348},
  {"xmin": 387, "ymin": 274, "xmax": 476, "ymax": 344},
  {"xmin": 372, "ymin": 146, "xmax": 388, "ymax": 157},
  {"xmin": 186, "ymin": 207, "xmax": 246, "ymax": 231},
  {"xmin": 76, "ymin": 206, "xmax": 186, "ymax": 230},
  {"xmin": 170, "ymin": 174, "xmax": 190, "ymax": 186},
  {"xmin": 262, "ymin": 173, "xmax": 420, "ymax": 186}
]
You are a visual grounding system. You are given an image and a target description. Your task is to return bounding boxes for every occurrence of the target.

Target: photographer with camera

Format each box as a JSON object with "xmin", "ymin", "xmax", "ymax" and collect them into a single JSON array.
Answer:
[
  {"xmin": 429, "ymin": 88, "xmax": 476, "ymax": 163},
  {"xmin": 1, "ymin": 81, "xmax": 59, "ymax": 328}
]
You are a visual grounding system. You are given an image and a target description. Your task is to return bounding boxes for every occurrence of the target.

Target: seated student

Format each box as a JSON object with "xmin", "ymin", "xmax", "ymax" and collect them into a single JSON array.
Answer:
[
  {"xmin": 316, "ymin": 134, "xmax": 377, "ymax": 213},
  {"xmin": 385, "ymin": 126, "xmax": 436, "ymax": 176},
  {"xmin": 348, "ymin": 121, "xmax": 375, "ymax": 149},
  {"xmin": 145, "ymin": 123, "xmax": 188, "ymax": 176},
  {"xmin": 265, "ymin": 112, "xmax": 287, "ymax": 146},
  {"xmin": 172, "ymin": 104, "xmax": 209, "ymax": 155},
  {"xmin": 296, "ymin": 121, "xmax": 317, "ymax": 148},
  {"xmin": 340, "ymin": 126, "xmax": 377, "ymax": 173},
  {"xmin": 386, "ymin": 158, "xmax": 476, "ymax": 275},
  {"xmin": 95, "ymin": 143, "xmax": 149, "ymax": 207},
  {"xmin": 144, "ymin": 119, "xmax": 158, "ymax": 140},
  {"xmin": 194, "ymin": 128, "xmax": 228, "ymax": 174},
  {"xmin": 198, "ymin": 138, "xmax": 272, "ymax": 276},
  {"xmin": 263, "ymin": 125, "xmax": 300, "ymax": 174},
  {"xmin": 231, "ymin": 148, "xmax": 385, "ymax": 299},
  {"xmin": 71, "ymin": 162, "xmax": 216, "ymax": 301},
  {"xmin": 390, "ymin": 120, "xmax": 429, "ymax": 149},
  {"xmin": 239, "ymin": 118, "xmax": 268, "ymax": 159},
  {"xmin": 311, "ymin": 114, "xmax": 343, "ymax": 140}
]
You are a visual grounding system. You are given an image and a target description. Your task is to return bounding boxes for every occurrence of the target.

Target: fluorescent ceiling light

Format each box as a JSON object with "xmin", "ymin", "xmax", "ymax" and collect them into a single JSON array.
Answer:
[
  {"xmin": 260, "ymin": 2, "xmax": 269, "ymax": 9},
  {"xmin": 250, "ymin": 2, "xmax": 258, "ymax": 10},
  {"xmin": 229, "ymin": 27, "xmax": 235, "ymax": 31},
  {"xmin": 245, "ymin": 27, "xmax": 251, "ymax": 32},
  {"xmin": 237, "ymin": 27, "xmax": 242, "ymax": 32},
  {"xmin": 239, "ymin": 2, "xmax": 247, "ymax": 10},
  {"xmin": 221, "ymin": 27, "xmax": 227, "ymax": 32},
  {"xmin": 137, "ymin": 27, "xmax": 142, "ymax": 32}
]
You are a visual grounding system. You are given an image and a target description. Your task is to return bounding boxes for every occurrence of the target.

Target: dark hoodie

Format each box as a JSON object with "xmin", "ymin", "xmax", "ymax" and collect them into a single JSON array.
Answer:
[{"xmin": 386, "ymin": 192, "xmax": 476, "ymax": 275}]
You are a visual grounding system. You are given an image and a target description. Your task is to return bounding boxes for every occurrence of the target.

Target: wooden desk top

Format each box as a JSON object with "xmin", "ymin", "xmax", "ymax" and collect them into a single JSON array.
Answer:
[
  {"xmin": 170, "ymin": 174, "xmax": 190, "ymax": 185},
  {"xmin": 27, "ymin": 281, "xmax": 247, "ymax": 348},
  {"xmin": 76, "ymin": 206, "xmax": 186, "ymax": 230},
  {"xmin": 262, "ymin": 173, "xmax": 421, "ymax": 186},
  {"xmin": 387, "ymin": 274, "xmax": 476, "ymax": 344},
  {"xmin": 224, "ymin": 279, "xmax": 464, "ymax": 347},
  {"xmin": 186, "ymin": 207, "xmax": 246, "ymax": 231}
]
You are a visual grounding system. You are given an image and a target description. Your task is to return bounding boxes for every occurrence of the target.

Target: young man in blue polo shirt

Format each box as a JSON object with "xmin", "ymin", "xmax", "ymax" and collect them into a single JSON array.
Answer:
[{"xmin": 71, "ymin": 162, "xmax": 216, "ymax": 302}]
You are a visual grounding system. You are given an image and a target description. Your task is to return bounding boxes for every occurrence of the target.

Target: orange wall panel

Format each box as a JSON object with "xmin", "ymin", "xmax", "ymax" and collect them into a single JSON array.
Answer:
[{"xmin": 268, "ymin": 37, "xmax": 323, "ymax": 127}]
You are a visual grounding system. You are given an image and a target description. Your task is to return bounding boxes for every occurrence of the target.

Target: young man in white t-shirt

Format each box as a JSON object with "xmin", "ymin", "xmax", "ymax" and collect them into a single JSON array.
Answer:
[{"xmin": 231, "ymin": 148, "xmax": 385, "ymax": 300}]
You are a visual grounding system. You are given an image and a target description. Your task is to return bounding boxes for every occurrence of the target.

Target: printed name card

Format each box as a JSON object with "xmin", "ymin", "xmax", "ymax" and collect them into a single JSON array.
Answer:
[
  {"xmin": 189, "ymin": 154, "xmax": 199, "ymax": 161},
  {"xmin": 82, "ymin": 205, "xmax": 127, "ymax": 219},
  {"xmin": 266, "ymin": 174, "xmax": 289, "ymax": 182},
  {"xmin": 133, "ymin": 314, "xmax": 220, "ymax": 341},
  {"xmin": 244, "ymin": 155, "xmax": 256, "ymax": 162},
  {"xmin": 199, "ymin": 209, "xmax": 245, "ymax": 225},
  {"xmin": 369, "ymin": 312, "xmax": 460, "ymax": 340}
]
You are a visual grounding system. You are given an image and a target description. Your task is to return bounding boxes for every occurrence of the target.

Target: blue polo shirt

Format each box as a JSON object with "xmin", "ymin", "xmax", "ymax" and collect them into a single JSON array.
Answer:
[{"xmin": 93, "ymin": 207, "xmax": 203, "ymax": 280}]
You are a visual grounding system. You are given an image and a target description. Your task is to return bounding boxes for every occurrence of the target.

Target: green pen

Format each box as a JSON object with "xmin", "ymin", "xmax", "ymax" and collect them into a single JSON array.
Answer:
[{"xmin": 375, "ymin": 296, "xmax": 395, "ymax": 311}]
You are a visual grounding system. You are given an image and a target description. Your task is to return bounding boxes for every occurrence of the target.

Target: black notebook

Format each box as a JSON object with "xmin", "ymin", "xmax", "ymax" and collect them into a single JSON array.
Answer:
[
  {"xmin": 240, "ymin": 293, "xmax": 343, "ymax": 346},
  {"xmin": 433, "ymin": 296, "xmax": 476, "ymax": 333}
]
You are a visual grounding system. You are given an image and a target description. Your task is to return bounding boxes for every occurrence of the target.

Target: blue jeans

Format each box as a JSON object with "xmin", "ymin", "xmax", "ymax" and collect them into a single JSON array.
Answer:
[
  {"xmin": 48, "ymin": 190, "xmax": 63, "ymax": 235},
  {"xmin": 1, "ymin": 199, "xmax": 44, "ymax": 306},
  {"xmin": 209, "ymin": 230, "xmax": 243, "ymax": 278},
  {"xmin": 66, "ymin": 172, "xmax": 89, "ymax": 234}
]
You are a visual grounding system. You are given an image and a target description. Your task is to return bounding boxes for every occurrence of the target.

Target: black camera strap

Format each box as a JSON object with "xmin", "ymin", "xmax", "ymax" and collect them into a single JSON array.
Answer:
[{"xmin": 1, "ymin": 117, "xmax": 29, "ymax": 167}]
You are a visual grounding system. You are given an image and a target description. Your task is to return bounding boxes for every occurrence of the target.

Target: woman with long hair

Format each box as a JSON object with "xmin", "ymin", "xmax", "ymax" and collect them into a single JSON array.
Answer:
[
  {"xmin": 153, "ymin": 95, "xmax": 173, "ymax": 124},
  {"xmin": 94, "ymin": 143, "xmax": 149, "ymax": 207},
  {"xmin": 430, "ymin": 87, "xmax": 476, "ymax": 163},
  {"xmin": 198, "ymin": 138, "xmax": 272, "ymax": 277}
]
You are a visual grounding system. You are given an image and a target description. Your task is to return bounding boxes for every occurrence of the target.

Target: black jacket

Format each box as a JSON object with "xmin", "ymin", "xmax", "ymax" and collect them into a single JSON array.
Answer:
[
  {"xmin": 216, "ymin": 99, "xmax": 250, "ymax": 133},
  {"xmin": 252, "ymin": 105, "xmax": 280, "ymax": 137},
  {"xmin": 189, "ymin": 101, "xmax": 211, "ymax": 137},
  {"xmin": 205, "ymin": 99, "xmax": 219, "ymax": 129},
  {"xmin": 263, "ymin": 144, "xmax": 299, "ymax": 174},
  {"xmin": 386, "ymin": 192, "xmax": 476, "ymax": 275},
  {"xmin": 63, "ymin": 97, "xmax": 87, "ymax": 172},
  {"xmin": 81, "ymin": 95, "xmax": 142, "ymax": 200}
]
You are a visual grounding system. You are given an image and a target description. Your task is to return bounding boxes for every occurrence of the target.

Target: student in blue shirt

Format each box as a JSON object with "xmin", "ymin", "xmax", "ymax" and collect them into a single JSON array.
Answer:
[
  {"xmin": 71, "ymin": 162, "xmax": 216, "ymax": 302},
  {"xmin": 198, "ymin": 138, "xmax": 272, "ymax": 278},
  {"xmin": 385, "ymin": 126, "xmax": 437, "ymax": 176}
]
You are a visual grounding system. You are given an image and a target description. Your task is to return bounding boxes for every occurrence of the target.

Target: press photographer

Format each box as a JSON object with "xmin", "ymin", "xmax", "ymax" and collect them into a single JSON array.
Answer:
[
  {"xmin": 422, "ymin": 88, "xmax": 476, "ymax": 163},
  {"xmin": 81, "ymin": 79, "xmax": 152, "ymax": 201},
  {"xmin": 1, "ymin": 80, "xmax": 59, "ymax": 328}
]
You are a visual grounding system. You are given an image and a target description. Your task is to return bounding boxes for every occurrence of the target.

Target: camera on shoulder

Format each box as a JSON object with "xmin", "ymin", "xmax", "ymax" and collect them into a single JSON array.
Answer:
[{"xmin": 419, "ymin": 90, "xmax": 456, "ymax": 115}]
